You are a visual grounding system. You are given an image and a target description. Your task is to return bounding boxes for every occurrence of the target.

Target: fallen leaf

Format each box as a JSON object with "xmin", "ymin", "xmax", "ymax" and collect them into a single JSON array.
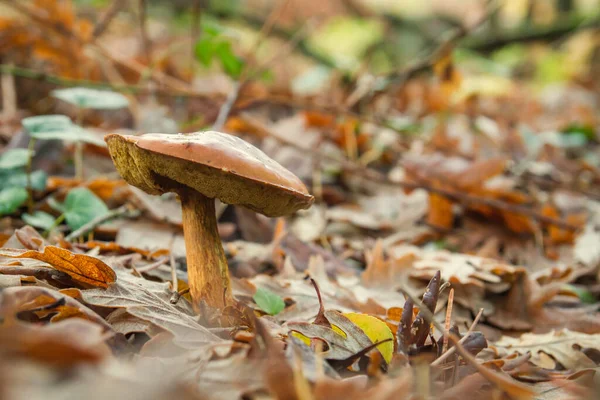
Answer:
[
  {"xmin": 0, "ymin": 286, "xmax": 110, "ymax": 328},
  {"xmin": 81, "ymin": 270, "xmax": 222, "ymax": 348},
  {"xmin": 493, "ymin": 329, "xmax": 600, "ymax": 370},
  {"xmin": 0, "ymin": 319, "xmax": 111, "ymax": 367},
  {"xmin": 288, "ymin": 310, "xmax": 385, "ymax": 365},
  {"xmin": 0, "ymin": 246, "xmax": 116, "ymax": 288}
]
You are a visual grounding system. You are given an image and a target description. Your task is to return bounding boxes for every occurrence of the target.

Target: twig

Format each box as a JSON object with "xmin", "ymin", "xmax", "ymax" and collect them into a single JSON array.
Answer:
[
  {"xmin": 0, "ymin": 64, "xmax": 213, "ymax": 100},
  {"xmin": 212, "ymin": 81, "xmax": 241, "ymax": 130},
  {"xmin": 399, "ymin": 291, "xmax": 534, "ymax": 398},
  {"xmin": 432, "ymin": 308, "xmax": 484, "ymax": 367},
  {"xmin": 382, "ymin": 0, "xmax": 502, "ymax": 91},
  {"xmin": 65, "ymin": 205, "xmax": 139, "ymax": 241},
  {"xmin": 136, "ymin": 256, "xmax": 169, "ymax": 273},
  {"xmin": 1, "ymin": 63, "xmax": 17, "ymax": 117},
  {"xmin": 170, "ymin": 287, "xmax": 190, "ymax": 304},
  {"xmin": 442, "ymin": 288, "xmax": 454, "ymax": 354},
  {"xmin": 212, "ymin": 0, "xmax": 292, "ymax": 130},
  {"xmin": 210, "ymin": 9, "xmax": 336, "ymax": 68},
  {"xmin": 138, "ymin": 0, "xmax": 152, "ymax": 65},
  {"xmin": 236, "ymin": 114, "xmax": 581, "ymax": 231},
  {"xmin": 190, "ymin": 0, "xmax": 202, "ymax": 74},
  {"xmin": 92, "ymin": 0, "xmax": 126, "ymax": 39},
  {"xmin": 464, "ymin": 14, "xmax": 600, "ymax": 52}
]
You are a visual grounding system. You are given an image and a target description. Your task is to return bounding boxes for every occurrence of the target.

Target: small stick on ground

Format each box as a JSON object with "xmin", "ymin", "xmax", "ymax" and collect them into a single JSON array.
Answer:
[
  {"xmin": 432, "ymin": 307, "xmax": 484, "ymax": 367},
  {"xmin": 135, "ymin": 256, "xmax": 169, "ymax": 273},
  {"xmin": 92, "ymin": 0, "xmax": 126, "ymax": 39},
  {"xmin": 65, "ymin": 205, "xmax": 139, "ymax": 241},
  {"xmin": 399, "ymin": 290, "xmax": 534, "ymax": 398},
  {"xmin": 442, "ymin": 288, "xmax": 454, "ymax": 355}
]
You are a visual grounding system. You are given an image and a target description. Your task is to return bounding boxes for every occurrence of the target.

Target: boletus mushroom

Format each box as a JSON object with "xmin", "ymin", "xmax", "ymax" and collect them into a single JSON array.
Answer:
[{"xmin": 105, "ymin": 131, "xmax": 314, "ymax": 309}]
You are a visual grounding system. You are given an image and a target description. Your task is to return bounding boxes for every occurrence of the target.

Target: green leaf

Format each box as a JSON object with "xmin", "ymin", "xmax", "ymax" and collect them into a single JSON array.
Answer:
[
  {"xmin": 564, "ymin": 284, "xmax": 596, "ymax": 304},
  {"xmin": 253, "ymin": 287, "xmax": 285, "ymax": 315},
  {"xmin": 22, "ymin": 114, "xmax": 76, "ymax": 134},
  {"xmin": 562, "ymin": 123, "xmax": 595, "ymax": 141},
  {"xmin": 52, "ymin": 87, "xmax": 129, "ymax": 110},
  {"xmin": 0, "ymin": 149, "xmax": 31, "ymax": 170},
  {"xmin": 22, "ymin": 115, "xmax": 106, "ymax": 147},
  {"xmin": 195, "ymin": 38, "xmax": 215, "ymax": 66},
  {"xmin": 22, "ymin": 211, "xmax": 56, "ymax": 230},
  {"xmin": 0, "ymin": 169, "xmax": 48, "ymax": 191},
  {"xmin": 202, "ymin": 20, "xmax": 223, "ymax": 36},
  {"xmin": 48, "ymin": 197, "xmax": 65, "ymax": 213},
  {"xmin": 215, "ymin": 41, "xmax": 243, "ymax": 78},
  {"xmin": 0, "ymin": 187, "xmax": 28, "ymax": 216},
  {"xmin": 62, "ymin": 187, "xmax": 109, "ymax": 230}
]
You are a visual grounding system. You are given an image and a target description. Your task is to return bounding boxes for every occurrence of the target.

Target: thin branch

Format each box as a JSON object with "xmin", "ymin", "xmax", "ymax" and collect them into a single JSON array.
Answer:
[
  {"xmin": 212, "ymin": 81, "xmax": 241, "ymax": 130},
  {"xmin": 135, "ymin": 256, "xmax": 169, "ymax": 273},
  {"xmin": 432, "ymin": 308, "xmax": 484, "ymax": 367},
  {"xmin": 190, "ymin": 0, "xmax": 202, "ymax": 73},
  {"xmin": 65, "ymin": 205, "xmax": 139, "ymax": 242},
  {"xmin": 138, "ymin": 0, "xmax": 152, "ymax": 65},
  {"xmin": 92, "ymin": 0, "xmax": 126, "ymax": 39},
  {"xmin": 464, "ymin": 14, "xmax": 600, "ymax": 52},
  {"xmin": 399, "ymin": 290, "xmax": 534, "ymax": 398},
  {"xmin": 0, "ymin": 64, "xmax": 213, "ymax": 100},
  {"xmin": 212, "ymin": 0, "xmax": 293, "ymax": 130},
  {"xmin": 383, "ymin": 1, "xmax": 502, "ymax": 90}
]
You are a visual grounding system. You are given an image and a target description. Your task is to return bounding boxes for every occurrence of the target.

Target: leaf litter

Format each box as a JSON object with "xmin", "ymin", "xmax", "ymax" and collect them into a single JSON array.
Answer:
[{"xmin": 0, "ymin": 1, "xmax": 600, "ymax": 399}]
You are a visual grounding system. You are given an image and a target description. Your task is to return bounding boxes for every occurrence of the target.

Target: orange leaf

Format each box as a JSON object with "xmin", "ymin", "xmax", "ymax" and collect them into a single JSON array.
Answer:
[
  {"xmin": 433, "ymin": 52, "xmax": 462, "ymax": 99},
  {"xmin": 0, "ymin": 246, "xmax": 116, "ymax": 288},
  {"xmin": 427, "ymin": 193, "xmax": 454, "ymax": 231},
  {"xmin": 456, "ymin": 158, "xmax": 507, "ymax": 190},
  {"xmin": 501, "ymin": 211, "xmax": 534, "ymax": 234},
  {"xmin": 84, "ymin": 240, "xmax": 169, "ymax": 259},
  {"xmin": 542, "ymin": 205, "xmax": 586, "ymax": 245},
  {"xmin": 303, "ymin": 111, "xmax": 335, "ymax": 128},
  {"xmin": 85, "ymin": 178, "xmax": 127, "ymax": 201}
]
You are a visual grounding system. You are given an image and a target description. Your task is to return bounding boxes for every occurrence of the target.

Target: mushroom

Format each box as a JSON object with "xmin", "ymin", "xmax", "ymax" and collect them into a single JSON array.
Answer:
[{"xmin": 104, "ymin": 131, "xmax": 314, "ymax": 309}]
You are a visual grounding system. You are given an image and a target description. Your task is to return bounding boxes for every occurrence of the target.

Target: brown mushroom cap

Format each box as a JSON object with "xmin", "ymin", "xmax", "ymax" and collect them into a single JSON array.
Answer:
[{"xmin": 105, "ymin": 131, "xmax": 314, "ymax": 217}]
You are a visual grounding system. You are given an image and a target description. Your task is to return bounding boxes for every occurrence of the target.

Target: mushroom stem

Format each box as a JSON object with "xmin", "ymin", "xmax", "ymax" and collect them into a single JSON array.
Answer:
[{"xmin": 179, "ymin": 190, "xmax": 233, "ymax": 310}]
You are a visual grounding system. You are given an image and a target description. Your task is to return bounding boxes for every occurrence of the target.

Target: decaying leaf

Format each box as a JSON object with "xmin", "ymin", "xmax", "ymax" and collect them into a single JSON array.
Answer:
[
  {"xmin": 0, "ymin": 286, "xmax": 110, "ymax": 328},
  {"xmin": 0, "ymin": 246, "xmax": 116, "ymax": 288},
  {"xmin": 493, "ymin": 329, "xmax": 600, "ymax": 370},
  {"xmin": 288, "ymin": 309, "xmax": 388, "ymax": 366},
  {"xmin": 0, "ymin": 319, "xmax": 111, "ymax": 366},
  {"xmin": 81, "ymin": 270, "xmax": 222, "ymax": 348}
]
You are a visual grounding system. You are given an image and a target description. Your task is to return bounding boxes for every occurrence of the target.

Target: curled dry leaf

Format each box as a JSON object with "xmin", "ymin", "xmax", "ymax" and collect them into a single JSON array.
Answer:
[
  {"xmin": 493, "ymin": 329, "xmax": 600, "ymax": 370},
  {"xmin": 396, "ymin": 246, "xmax": 523, "ymax": 287},
  {"xmin": 0, "ymin": 286, "xmax": 110, "ymax": 329},
  {"xmin": 0, "ymin": 246, "xmax": 116, "ymax": 288},
  {"xmin": 0, "ymin": 319, "xmax": 111, "ymax": 367}
]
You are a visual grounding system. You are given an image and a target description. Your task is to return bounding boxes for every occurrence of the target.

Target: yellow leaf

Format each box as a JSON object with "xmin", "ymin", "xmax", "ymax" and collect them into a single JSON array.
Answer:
[
  {"xmin": 291, "ymin": 312, "xmax": 395, "ymax": 364},
  {"xmin": 340, "ymin": 313, "xmax": 394, "ymax": 364}
]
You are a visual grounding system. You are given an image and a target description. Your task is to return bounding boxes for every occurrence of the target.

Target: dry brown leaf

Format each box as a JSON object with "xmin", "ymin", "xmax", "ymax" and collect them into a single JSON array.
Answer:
[
  {"xmin": 0, "ymin": 246, "xmax": 116, "ymax": 288},
  {"xmin": 0, "ymin": 319, "xmax": 111, "ymax": 367},
  {"xmin": 0, "ymin": 286, "xmax": 110, "ymax": 328},
  {"xmin": 81, "ymin": 270, "xmax": 222, "ymax": 348},
  {"xmin": 493, "ymin": 329, "xmax": 600, "ymax": 370}
]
